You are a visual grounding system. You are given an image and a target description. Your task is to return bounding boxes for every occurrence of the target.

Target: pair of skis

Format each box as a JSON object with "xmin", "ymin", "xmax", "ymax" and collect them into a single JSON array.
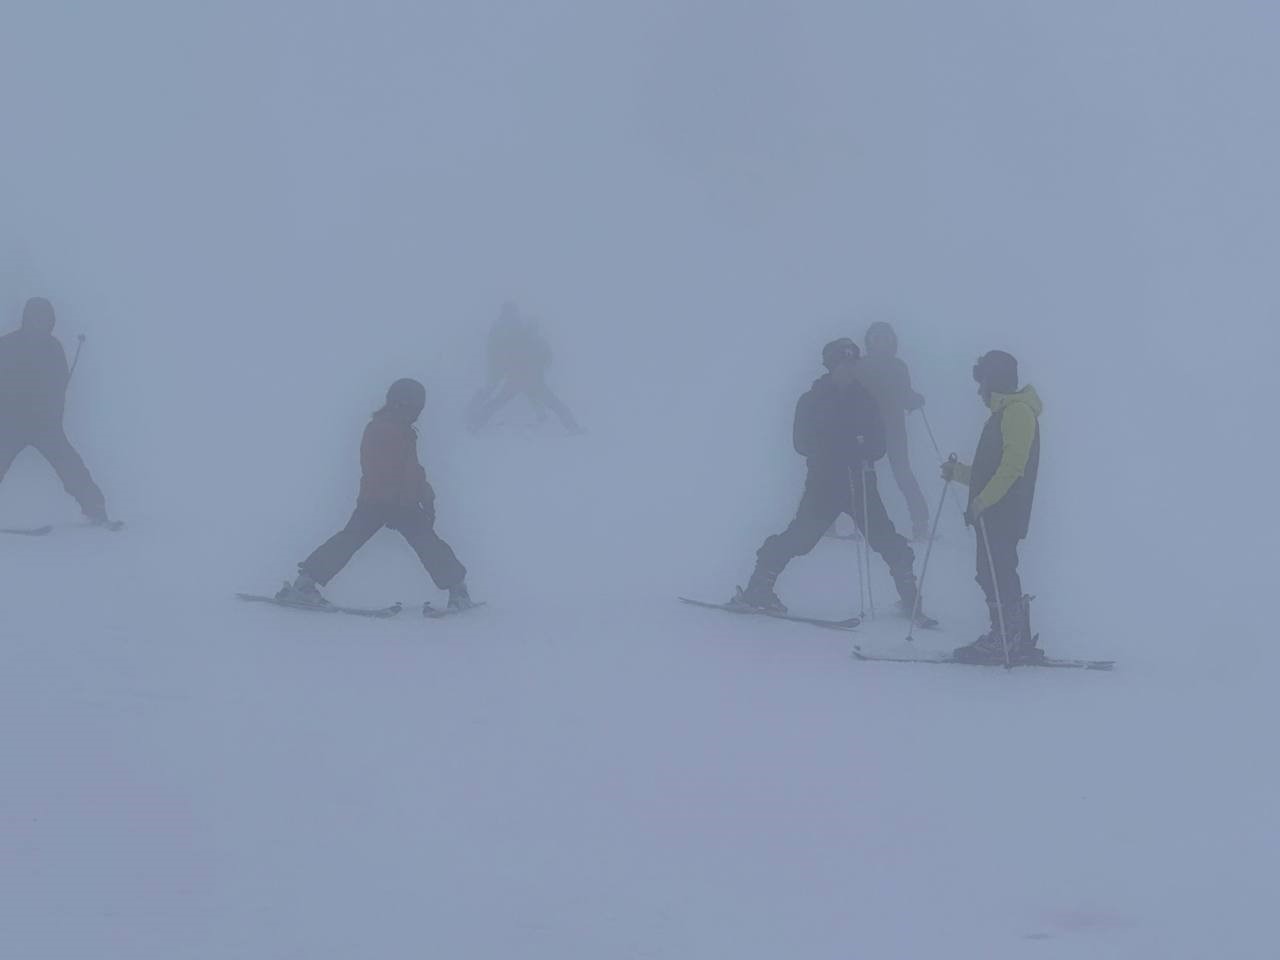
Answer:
[
  {"xmin": 679, "ymin": 596, "xmax": 1114, "ymax": 671},
  {"xmin": 1, "ymin": 520, "xmax": 124, "ymax": 536},
  {"xmin": 236, "ymin": 590, "xmax": 484, "ymax": 621}
]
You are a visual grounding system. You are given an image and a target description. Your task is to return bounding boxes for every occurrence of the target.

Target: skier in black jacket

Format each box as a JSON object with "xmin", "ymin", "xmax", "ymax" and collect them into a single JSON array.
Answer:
[
  {"xmin": 734, "ymin": 338, "xmax": 926, "ymax": 620},
  {"xmin": 0, "ymin": 298, "xmax": 110, "ymax": 524}
]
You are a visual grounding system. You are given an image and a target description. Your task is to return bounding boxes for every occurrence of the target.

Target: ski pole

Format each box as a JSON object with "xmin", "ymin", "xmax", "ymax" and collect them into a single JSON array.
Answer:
[
  {"xmin": 850, "ymin": 471, "xmax": 867, "ymax": 618},
  {"xmin": 978, "ymin": 514, "xmax": 1012, "ymax": 670},
  {"xmin": 919, "ymin": 408, "xmax": 943, "ymax": 458},
  {"xmin": 67, "ymin": 334, "xmax": 86, "ymax": 386},
  {"xmin": 907, "ymin": 454, "xmax": 955, "ymax": 643},
  {"xmin": 861, "ymin": 462, "xmax": 876, "ymax": 620},
  {"xmin": 917, "ymin": 408, "xmax": 967, "ymax": 517}
]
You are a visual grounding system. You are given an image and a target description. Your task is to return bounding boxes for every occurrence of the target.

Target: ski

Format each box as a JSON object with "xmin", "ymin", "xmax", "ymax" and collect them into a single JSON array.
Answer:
[
  {"xmin": 679, "ymin": 596, "xmax": 861, "ymax": 631},
  {"xmin": 236, "ymin": 593, "xmax": 404, "ymax": 619},
  {"xmin": 1, "ymin": 525, "xmax": 53, "ymax": 536},
  {"xmin": 851, "ymin": 647, "xmax": 1114, "ymax": 671},
  {"xmin": 423, "ymin": 601, "xmax": 487, "ymax": 620}
]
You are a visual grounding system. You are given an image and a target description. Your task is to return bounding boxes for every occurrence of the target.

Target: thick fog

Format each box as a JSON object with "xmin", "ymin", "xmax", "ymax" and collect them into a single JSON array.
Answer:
[{"xmin": 3, "ymin": 2, "xmax": 1277, "ymax": 957}]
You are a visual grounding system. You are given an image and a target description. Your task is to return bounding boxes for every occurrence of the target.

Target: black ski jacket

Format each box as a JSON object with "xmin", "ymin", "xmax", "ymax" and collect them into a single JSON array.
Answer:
[
  {"xmin": 0, "ymin": 328, "xmax": 70, "ymax": 427},
  {"xmin": 792, "ymin": 374, "xmax": 886, "ymax": 475}
]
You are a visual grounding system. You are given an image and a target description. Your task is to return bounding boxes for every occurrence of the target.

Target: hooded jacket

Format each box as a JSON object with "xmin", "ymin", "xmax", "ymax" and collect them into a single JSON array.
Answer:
[
  {"xmin": 953, "ymin": 386, "xmax": 1042, "ymax": 539},
  {"xmin": 792, "ymin": 373, "xmax": 887, "ymax": 473},
  {"xmin": 853, "ymin": 322, "xmax": 924, "ymax": 426},
  {"xmin": 0, "ymin": 320, "xmax": 70, "ymax": 427},
  {"xmin": 358, "ymin": 411, "xmax": 433, "ymax": 508}
]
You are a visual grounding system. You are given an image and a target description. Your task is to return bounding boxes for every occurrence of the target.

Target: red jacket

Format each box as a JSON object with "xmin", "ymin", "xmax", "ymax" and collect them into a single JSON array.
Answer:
[{"xmin": 358, "ymin": 413, "xmax": 431, "ymax": 507}]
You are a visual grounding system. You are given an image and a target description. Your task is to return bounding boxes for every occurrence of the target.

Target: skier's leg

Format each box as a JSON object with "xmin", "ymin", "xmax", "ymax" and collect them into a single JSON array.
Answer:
[
  {"xmin": 744, "ymin": 478, "xmax": 842, "ymax": 606},
  {"xmin": 974, "ymin": 523, "xmax": 996, "ymax": 606},
  {"xmin": 391, "ymin": 505, "xmax": 467, "ymax": 590},
  {"xmin": 852, "ymin": 470, "xmax": 918, "ymax": 605},
  {"xmin": 974, "ymin": 522, "xmax": 1022, "ymax": 605},
  {"xmin": 0, "ymin": 426, "xmax": 28, "ymax": 486},
  {"xmin": 31, "ymin": 428, "xmax": 107, "ymax": 521},
  {"xmin": 990, "ymin": 531, "xmax": 1023, "ymax": 604},
  {"xmin": 299, "ymin": 504, "xmax": 385, "ymax": 585},
  {"xmin": 886, "ymin": 425, "xmax": 929, "ymax": 538}
]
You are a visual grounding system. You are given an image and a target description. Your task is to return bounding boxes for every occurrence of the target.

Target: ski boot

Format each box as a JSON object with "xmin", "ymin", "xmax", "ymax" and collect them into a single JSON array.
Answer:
[
  {"xmin": 447, "ymin": 581, "xmax": 476, "ymax": 612},
  {"xmin": 276, "ymin": 571, "xmax": 328, "ymax": 607},
  {"xmin": 732, "ymin": 568, "xmax": 787, "ymax": 614},
  {"xmin": 1010, "ymin": 595, "xmax": 1044, "ymax": 663},
  {"xmin": 897, "ymin": 598, "xmax": 938, "ymax": 629},
  {"xmin": 85, "ymin": 508, "xmax": 124, "ymax": 532},
  {"xmin": 894, "ymin": 576, "xmax": 938, "ymax": 628},
  {"xmin": 952, "ymin": 600, "xmax": 1025, "ymax": 664}
]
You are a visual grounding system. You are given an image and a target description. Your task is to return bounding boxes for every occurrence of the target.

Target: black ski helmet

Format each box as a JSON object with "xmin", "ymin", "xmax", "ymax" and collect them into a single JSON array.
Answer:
[
  {"xmin": 385, "ymin": 378, "xmax": 426, "ymax": 416},
  {"xmin": 822, "ymin": 337, "xmax": 860, "ymax": 370},
  {"xmin": 21, "ymin": 297, "xmax": 55, "ymax": 333},
  {"xmin": 972, "ymin": 350, "xmax": 1018, "ymax": 395}
]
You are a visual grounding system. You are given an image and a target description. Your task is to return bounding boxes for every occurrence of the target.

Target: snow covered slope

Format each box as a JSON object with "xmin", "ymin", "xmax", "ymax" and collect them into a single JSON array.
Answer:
[
  {"xmin": 2, "ymin": 407, "xmax": 1276, "ymax": 958},
  {"xmin": 3, "ymin": 1, "xmax": 1278, "ymax": 957}
]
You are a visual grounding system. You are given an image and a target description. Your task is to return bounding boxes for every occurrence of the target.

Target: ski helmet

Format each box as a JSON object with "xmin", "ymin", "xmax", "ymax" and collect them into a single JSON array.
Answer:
[
  {"xmin": 385, "ymin": 378, "xmax": 426, "ymax": 416},
  {"xmin": 865, "ymin": 321, "xmax": 899, "ymax": 357},
  {"xmin": 21, "ymin": 297, "xmax": 55, "ymax": 332},
  {"xmin": 972, "ymin": 350, "xmax": 1018, "ymax": 395},
  {"xmin": 822, "ymin": 337, "xmax": 860, "ymax": 370}
]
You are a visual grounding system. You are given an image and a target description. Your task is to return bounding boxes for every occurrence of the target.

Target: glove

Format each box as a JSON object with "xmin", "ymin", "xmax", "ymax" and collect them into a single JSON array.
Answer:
[
  {"xmin": 941, "ymin": 460, "xmax": 958, "ymax": 482},
  {"xmin": 964, "ymin": 498, "xmax": 987, "ymax": 528}
]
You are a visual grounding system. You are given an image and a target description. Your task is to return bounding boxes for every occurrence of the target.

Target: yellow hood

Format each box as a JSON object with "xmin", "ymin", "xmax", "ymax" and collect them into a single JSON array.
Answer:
[{"xmin": 987, "ymin": 384, "xmax": 1043, "ymax": 418}]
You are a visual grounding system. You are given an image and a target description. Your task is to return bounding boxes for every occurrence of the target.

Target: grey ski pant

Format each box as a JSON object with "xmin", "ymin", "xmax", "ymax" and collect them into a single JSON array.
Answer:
[{"xmin": 301, "ymin": 501, "xmax": 466, "ymax": 590}]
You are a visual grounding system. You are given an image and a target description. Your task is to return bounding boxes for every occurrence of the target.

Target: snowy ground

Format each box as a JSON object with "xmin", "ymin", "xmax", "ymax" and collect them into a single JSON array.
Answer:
[{"xmin": 3, "ymin": 417, "xmax": 1275, "ymax": 960}]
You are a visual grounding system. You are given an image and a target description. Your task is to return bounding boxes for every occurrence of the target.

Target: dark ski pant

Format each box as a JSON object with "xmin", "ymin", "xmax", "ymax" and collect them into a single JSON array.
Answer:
[
  {"xmin": 885, "ymin": 420, "xmax": 929, "ymax": 536},
  {"xmin": 0, "ymin": 422, "xmax": 107, "ymax": 520},
  {"xmin": 975, "ymin": 521, "xmax": 1022, "ymax": 607},
  {"xmin": 755, "ymin": 466, "xmax": 917, "ymax": 597},
  {"xmin": 300, "ymin": 502, "xmax": 467, "ymax": 590},
  {"xmin": 474, "ymin": 377, "xmax": 581, "ymax": 432}
]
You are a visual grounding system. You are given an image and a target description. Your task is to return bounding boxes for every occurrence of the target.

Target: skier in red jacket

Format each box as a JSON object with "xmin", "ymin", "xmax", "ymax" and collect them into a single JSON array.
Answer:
[{"xmin": 280, "ymin": 378, "xmax": 472, "ymax": 611}]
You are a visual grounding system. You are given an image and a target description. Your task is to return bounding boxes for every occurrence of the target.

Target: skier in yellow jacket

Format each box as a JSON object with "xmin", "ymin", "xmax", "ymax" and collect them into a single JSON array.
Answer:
[{"xmin": 942, "ymin": 350, "xmax": 1044, "ymax": 663}]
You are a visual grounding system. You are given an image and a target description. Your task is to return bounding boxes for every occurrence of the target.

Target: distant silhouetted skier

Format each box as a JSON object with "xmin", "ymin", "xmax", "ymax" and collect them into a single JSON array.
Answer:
[
  {"xmin": 468, "ymin": 302, "xmax": 583, "ymax": 434},
  {"xmin": 944, "ymin": 350, "xmax": 1043, "ymax": 664},
  {"xmin": 0, "ymin": 297, "xmax": 113, "ymax": 525},
  {"xmin": 855, "ymin": 321, "xmax": 929, "ymax": 541},
  {"xmin": 279, "ymin": 378, "xmax": 474, "ymax": 613}
]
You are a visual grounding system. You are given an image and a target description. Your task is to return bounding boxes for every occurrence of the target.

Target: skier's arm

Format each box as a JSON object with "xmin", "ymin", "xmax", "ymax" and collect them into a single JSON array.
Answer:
[
  {"xmin": 857, "ymin": 396, "xmax": 887, "ymax": 463},
  {"xmin": 40, "ymin": 341, "xmax": 70, "ymax": 423},
  {"xmin": 899, "ymin": 360, "xmax": 924, "ymax": 411},
  {"xmin": 972, "ymin": 403, "xmax": 1036, "ymax": 512},
  {"xmin": 792, "ymin": 393, "xmax": 818, "ymax": 457}
]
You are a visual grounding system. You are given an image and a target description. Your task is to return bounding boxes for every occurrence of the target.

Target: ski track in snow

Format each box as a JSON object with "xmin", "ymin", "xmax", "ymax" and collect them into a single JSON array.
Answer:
[{"xmin": 1, "ymin": 431, "xmax": 1275, "ymax": 960}]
